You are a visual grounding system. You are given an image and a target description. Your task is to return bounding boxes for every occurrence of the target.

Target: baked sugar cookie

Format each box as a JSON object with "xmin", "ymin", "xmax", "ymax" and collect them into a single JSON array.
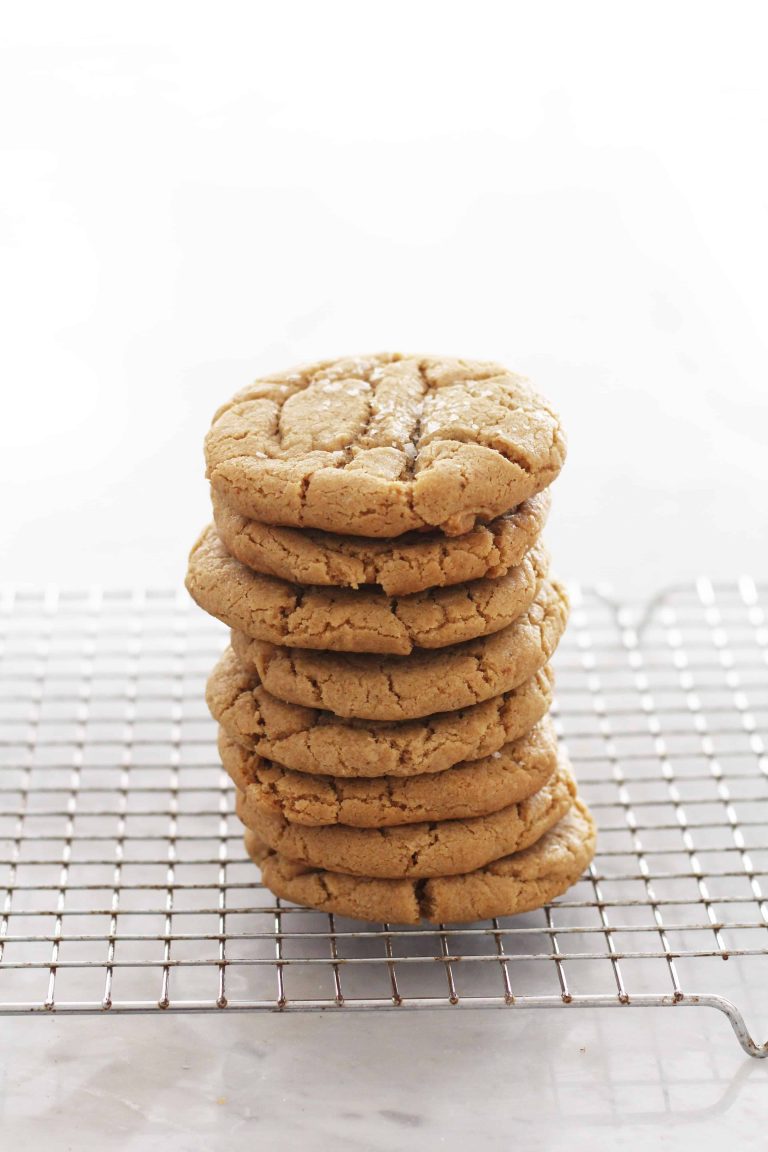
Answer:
[
  {"xmin": 230, "ymin": 578, "xmax": 569, "ymax": 721},
  {"xmin": 207, "ymin": 647, "xmax": 554, "ymax": 778},
  {"xmin": 211, "ymin": 487, "xmax": 551, "ymax": 596},
  {"xmin": 236, "ymin": 757, "xmax": 575, "ymax": 878},
  {"xmin": 245, "ymin": 800, "xmax": 596, "ymax": 923},
  {"xmin": 219, "ymin": 717, "xmax": 558, "ymax": 827},
  {"xmin": 205, "ymin": 354, "xmax": 565, "ymax": 537},
  {"xmin": 187, "ymin": 524, "xmax": 548, "ymax": 655}
]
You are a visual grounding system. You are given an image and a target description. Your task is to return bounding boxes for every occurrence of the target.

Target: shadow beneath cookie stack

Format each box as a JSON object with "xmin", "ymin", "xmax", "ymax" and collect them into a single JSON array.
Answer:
[{"xmin": 186, "ymin": 354, "xmax": 596, "ymax": 926}]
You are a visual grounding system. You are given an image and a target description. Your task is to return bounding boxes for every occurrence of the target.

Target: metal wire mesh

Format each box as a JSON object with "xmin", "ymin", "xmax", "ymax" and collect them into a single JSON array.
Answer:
[{"xmin": 0, "ymin": 580, "xmax": 766, "ymax": 1057}]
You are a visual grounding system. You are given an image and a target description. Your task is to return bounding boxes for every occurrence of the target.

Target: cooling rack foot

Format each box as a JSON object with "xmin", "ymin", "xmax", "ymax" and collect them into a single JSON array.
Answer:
[{"xmin": 692, "ymin": 995, "xmax": 768, "ymax": 1059}]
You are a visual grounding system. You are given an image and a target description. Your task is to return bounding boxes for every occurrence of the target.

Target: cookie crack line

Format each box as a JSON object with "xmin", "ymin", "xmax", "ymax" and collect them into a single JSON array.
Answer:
[
  {"xmin": 212, "ymin": 487, "xmax": 552, "ymax": 597},
  {"xmin": 231, "ymin": 579, "xmax": 569, "ymax": 722},
  {"xmin": 407, "ymin": 360, "xmax": 427, "ymax": 479},
  {"xmin": 237, "ymin": 760, "xmax": 575, "ymax": 879},
  {"xmin": 246, "ymin": 801, "xmax": 597, "ymax": 924},
  {"xmin": 205, "ymin": 354, "xmax": 566, "ymax": 537},
  {"xmin": 207, "ymin": 648, "xmax": 556, "ymax": 779},
  {"xmin": 187, "ymin": 524, "xmax": 548, "ymax": 656}
]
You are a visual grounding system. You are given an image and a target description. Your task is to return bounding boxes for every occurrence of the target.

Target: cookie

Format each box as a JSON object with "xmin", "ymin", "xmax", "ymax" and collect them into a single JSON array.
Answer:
[
  {"xmin": 236, "ymin": 756, "xmax": 575, "ymax": 878},
  {"xmin": 187, "ymin": 525, "xmax": 548, "ymax": 656},
  {"xmin": 211, "ymin": 487, "xmax": 551, "ymax": 596},
  {"xmin": 207, "ymin": 647, "xmax": 554, "ymax": 778},
  {"xmin": 244, "ymin": 799, "xmax": 596, "ymax": 923},
  {"xmin": 205, "ymin": 354, "xmax": 565, "ymax": 537},
  {"xmin": 219, "ymin": 716, "xmax": 558, "ymax": 827},
  {"xmin": 230, "ymin": 578, "xmax": 569, "ymax": 721}
]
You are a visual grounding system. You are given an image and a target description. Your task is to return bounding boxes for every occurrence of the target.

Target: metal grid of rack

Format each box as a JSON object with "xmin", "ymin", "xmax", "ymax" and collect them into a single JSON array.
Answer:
[{"xmin": 0, "ymin": 581, "xmax": 766, "ymax": 1057}]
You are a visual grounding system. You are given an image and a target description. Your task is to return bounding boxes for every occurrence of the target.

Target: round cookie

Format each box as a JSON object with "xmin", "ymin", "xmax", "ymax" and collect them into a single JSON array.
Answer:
[
  {"xmin": 230, "ymin": 578, "xmax": 569, "ymax": 721},
  {"xmin": 236, "ymin": 757, "xmax": 575, "ymax": 878},
  {"xmin": 205, "ymin": 354, "xmax": 566, "ymax": 537},
  {"xmin": 208, "ymin": 647, "xmax": 554, "ymax": 778},
  {"xmin": 219, "ymin": 717, "xmax": 558, "ymax": 827},
  {"xmin": 187, "ymin": 525, "xmax": 549, "ymax": 656},
  {"xmin": 244, "ymin": 800, "xmax": 596, "ymax": 924},
  {"xmin": 211, "ymin": 487, "xmax": 551, "ymax": 596}
]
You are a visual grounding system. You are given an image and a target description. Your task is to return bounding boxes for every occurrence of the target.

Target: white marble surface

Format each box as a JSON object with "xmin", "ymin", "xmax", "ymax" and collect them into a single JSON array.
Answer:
[
  {"xmin": 3, "ymin": 1010, "xmax": 768, "ymax": 1150},
  {"xmin": 2, "ymin": 3, "xmax": 768, "ymax": 1148}
]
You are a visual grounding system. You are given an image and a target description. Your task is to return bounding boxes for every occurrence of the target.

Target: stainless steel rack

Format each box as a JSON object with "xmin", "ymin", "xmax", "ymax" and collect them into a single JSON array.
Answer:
[{"xmin": 1, "ymin": 581, "xmax": 766, "ymax": 1057}]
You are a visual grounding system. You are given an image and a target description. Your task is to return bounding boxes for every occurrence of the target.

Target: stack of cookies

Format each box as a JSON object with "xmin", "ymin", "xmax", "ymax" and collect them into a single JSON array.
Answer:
[{"xmin": 187, "ymin": 354, "xmax": 596, "ymax": 924}]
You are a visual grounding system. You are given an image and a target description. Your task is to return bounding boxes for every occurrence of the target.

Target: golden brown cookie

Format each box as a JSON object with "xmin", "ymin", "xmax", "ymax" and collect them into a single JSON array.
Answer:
[
  {"xmin": 205, "ymin": 354, "xmax": 565, "ymax": 537},
  {"xmin": 208, "ymin": 647, "xmax": 554, "ymax": 778},
  {"xmin": 211, "ymin": 487, "xmax": 551, "ymax": 596},
  {"xmin": 219, "ymin": 716, "xmax": 558, "ymax": 827},
  {"xmin": 245, "ymin": 799, "xmax": 596, "ymax": 923},
  {"xmin": 186, "ymin": 525, "xmax": 548, "ymax": 656},
  {"xmin": 236, "ymin": 757, "xmax": 575, "ymax": 878},
  {"xmin": 230, "ymin": 578, "xmax": 569, "ymax": 720}
]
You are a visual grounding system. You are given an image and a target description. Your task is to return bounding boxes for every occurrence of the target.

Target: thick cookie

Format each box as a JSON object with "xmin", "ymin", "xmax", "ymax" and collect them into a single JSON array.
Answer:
[
  {"xmin": 236, "ymin": 757, "xmax": 575, "ymax": 878},
  {"xmin": 230, "ymin": 578, "xmax": 569, "ymax": 720},
  {"xmin": 211, "ymin": 488, "xmax": 551, "ymax": 596},
  {"xmin": 244, "ymin": 799, "xmax": 596, "ymax": 924},
  {"xmin": 207, "ymin": 647, "xmax": 554, "ymax": 778},
  {"xmin": 220, "ymin": 717, "xmax": 558, "ymax": 827},
  {"xmin": 205, "ymin": 354, "xmax": 565, "ymax": 537},
  {"xmin": 187, "ymin": 525, "xmax": 548, "ymax": 656}
]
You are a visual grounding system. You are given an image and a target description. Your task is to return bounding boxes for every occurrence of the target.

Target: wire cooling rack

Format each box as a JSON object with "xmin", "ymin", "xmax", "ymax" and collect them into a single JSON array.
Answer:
[{"xmin": 0, "ymin": 581, "xmax": 766, "ymax": 1057}]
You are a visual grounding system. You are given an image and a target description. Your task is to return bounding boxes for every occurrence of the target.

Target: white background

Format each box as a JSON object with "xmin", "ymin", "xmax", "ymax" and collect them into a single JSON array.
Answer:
[
  {"xmin": 2, "ymin": 1, "xmax": 767, "ymax": 595},
  {"xmin": 2, "ymin": 3, "xmax": 768, "ymax": 1149}
]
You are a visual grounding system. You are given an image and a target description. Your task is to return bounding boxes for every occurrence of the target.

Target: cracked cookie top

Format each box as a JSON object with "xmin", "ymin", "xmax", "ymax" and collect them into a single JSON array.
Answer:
[
  {"xmin": 230, "ymin": 578, "xmax": 569, "ymax": 721},
  {"xmin": 245, "ymin": 798, "xmax": 596, "ymax": 923},
  {"xmin": 205, "ymin": 354, "xmax": 566, "ymax": 537},
  {"xmin": 220, "ymin": 717, "xmax": 558, "ymax": 828},
  {"xmin": 211, "ymin": 487, "xmax": 551, "ymax": 596},
  {"xmin": 207, "ymin": 647, "xmax": 555, "ymax": 778},
  {"xmin": 186, "ymin": 523, "xmax": 549, "ymax": 655},
  {"xmin": 237, "ymin": 755, "xmax": 576, "ymax": 879}
]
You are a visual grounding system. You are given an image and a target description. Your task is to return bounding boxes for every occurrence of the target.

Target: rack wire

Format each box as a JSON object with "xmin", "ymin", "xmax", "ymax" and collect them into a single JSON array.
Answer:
[{"xmin": 0, "ymin": 581, "xmax": 766, "ymax": 1057}]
